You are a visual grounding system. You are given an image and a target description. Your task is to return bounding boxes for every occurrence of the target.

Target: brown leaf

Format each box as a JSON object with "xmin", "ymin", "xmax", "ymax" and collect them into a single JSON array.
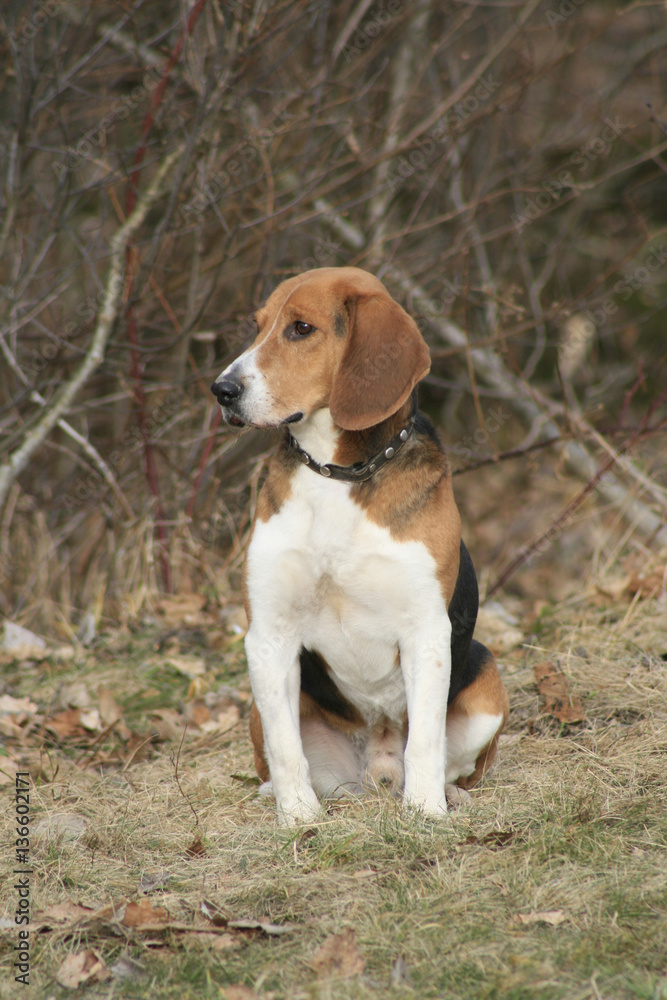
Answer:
[
  {"xmin": 149, "ymin": 708, "xmax": 186, "ymax": 742},
  {"xmin": 514, "ymin": 909, "xmax": 568, "ymax": 926},
  {"xmin": 45, "ymin": 708, "xmax": 85, "ymax": 739},
  {"xmin": 98, "ymin": 686, "xmax": 123, "ymax": 725},
  {"xmin": 40, "ymin": 901, "xmax": 96, "ymax": 924},
  {"xmin": 184, "ymin": 932, "xmax": 241, "ymax": 951},
  {"xmin": 627, "ymin": 566, "xmax": 666, "ymax": 599},
  {"xmin": 533, "ymin": 661, "xmax": 585, "ymax": 724},
  {"xmin": 56, "ymin": 948, "xmax": 109, "ymax": 988},
  {"xmin": 121, "ymin": 731, "xmax": 155, "ymax": 764},
  {"xmin": 186, "ymin": 700, "xmax": 211, "ymax": 727},
  {"xmin": 121, "ymin": 898, "xmax": 169, "ymax": 928},
  {"xmin": 184, "ymin": 835, "xmax": 207, "ymax": 858},
  {"xmin": 456, "ymin": 829, "xmax": 518, "ymax": 850},
  {"xmin": 156, "ymin": 594, "xmax": 207, "ymax": 626},
  {"xmin": 310, "ymin": 927, "xmax": 365, "ymax": 978},
  {"xmin": 201, "ymin": 899, "xmax": 229, "ymax": 927}
]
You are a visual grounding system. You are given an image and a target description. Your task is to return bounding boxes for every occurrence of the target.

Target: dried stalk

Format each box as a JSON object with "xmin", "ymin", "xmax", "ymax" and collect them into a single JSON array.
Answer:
[{"xmin": 0, "ymin": 149, "xmax": 182, "ymax": 514}]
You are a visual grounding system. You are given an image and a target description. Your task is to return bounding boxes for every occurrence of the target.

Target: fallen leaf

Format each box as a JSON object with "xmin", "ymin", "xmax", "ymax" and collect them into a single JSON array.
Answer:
[
  {"xmin": 199, "ymin": 704, "xmax": 241, "ymax": 733},
  {"xmin": 595, "ymin": 575, "xmax": 632, "ymax": 601},
  {"xmin": 476, "ymin": 604, "xmax": 524, "ymax": 655},
  {"xmin": 39, "ymin": 901, "xmax": 96, "ymax": 924},
  {"xmin": 45, "ymin": 708, "xmax": 85, "ymax": 740},
  {"xmin": 58, "ymin": 680, "xmax": 92, "ymax": 708},
  {"xmin": 201, "ymin": 899, "xmax": 229, "ymax": 927},
  {"xmin": 98, "ymin": 686, "xmax": 123, "ymax": 725},
  {"xmin": 166, "ymin": 654, "xmax": 207, "ymax": 678},
  {"xmin": 515, "ymin": 909, "xmax": 568, "ymax": 926},
  {"xmin": 230, "ymin": 773, "xmax": 261, "ymax": 786},
  {"xmin": 122, "ymin": 730, "xmax": 155, "ymax": 763},
  {"xmin": 184, "ymin": 835, "xmax": 207, "ymax": 858},
  {"xmin": 456, "ymin": 829, "xmax": 518, "ymax": 850},
  {"xmin": 110, "ymin": 953, "xmax": 146, "ymax": 980},
  {"xmin": 391, "ymin": 956, "xmax": 410, "ymax": 986},
  {"xmin": 79, "ymin": 707, "xmax": 101, "ymax": 731},
  {"xmin": 149, "ymin": 708, "xmax": 186, "ymax": 741},
  {"xmin": 156, "ymin": 594, "xmax": 207, "ymax": 626},
  {"xmin": 186, "ymin": 700, "xmax": 211, "ymax": 727},
  {"xmin": 33, "ymin": 812, "xmax": 88, "ymax": 841},
  {"xmin": 121, "ymin": 898, "xmax": 169, "ymax": 928},
  {"xmin": 2, "ymin": 622, "xmax": 48, "ymax": 659},
  {"xmin": 184, "ymin": 932, "xmax": 241, "ymax": 951},
  {"xmin": 533, "ymin": 661, "xmax": 585, "ymax": 724},
  {"xmin": 229, "ymin": 917, "xmax": 296, "ymax": 936},
  {"xmin": 310, "ymin": 927, "xmax": 365, "ymax": 978},
  {"xmin": 0, "ymin": 694, "xmax": 38, "ymax": 719},
  {"xmin": 627, "ymin": 566, "xmax": 667, "ymax": 599},
  {"xmin": 56, "ymin": 948, "xmax": 109, "ymax": 988},
  {"xmin": 140, "ymin": 871, "xmax": 171, "ymax": 894}
]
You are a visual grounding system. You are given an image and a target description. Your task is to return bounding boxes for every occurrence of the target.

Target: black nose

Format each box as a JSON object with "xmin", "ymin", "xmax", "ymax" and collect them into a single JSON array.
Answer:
[{"xmin": 211, "ymin": 378, "xmax": 243, "ymax": 404}]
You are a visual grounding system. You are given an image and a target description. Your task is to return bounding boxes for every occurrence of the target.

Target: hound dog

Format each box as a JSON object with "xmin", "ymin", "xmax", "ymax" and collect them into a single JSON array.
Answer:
[{"xmin": 211, "ymin": 266, "xmax": 509, "ymax": 825}]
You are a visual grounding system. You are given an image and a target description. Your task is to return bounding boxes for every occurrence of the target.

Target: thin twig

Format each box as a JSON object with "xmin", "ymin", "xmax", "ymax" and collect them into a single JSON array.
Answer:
[{"xmin": 0, "ymin": 148, "xmax": 182, "ymax": 513}]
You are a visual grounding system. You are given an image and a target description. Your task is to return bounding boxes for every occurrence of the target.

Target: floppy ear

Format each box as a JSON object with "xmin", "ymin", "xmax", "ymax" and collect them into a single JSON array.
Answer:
[{"xmin": 329, "ymin": 292, "xmax": 431, "ymax": 431}]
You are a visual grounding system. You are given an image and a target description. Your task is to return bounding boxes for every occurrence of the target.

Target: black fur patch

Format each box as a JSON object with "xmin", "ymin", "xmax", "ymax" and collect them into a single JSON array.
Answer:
[
  {"xmin": 447, "ymin": 540, "xmax": 488, "ymax": 704},
  {"xmin": 334, "ymin": 312, "xmax": 347, "ymax": 338},
  {"xmin": 300, "ymin": 648, "xmax": 363, "ymax": 723}
]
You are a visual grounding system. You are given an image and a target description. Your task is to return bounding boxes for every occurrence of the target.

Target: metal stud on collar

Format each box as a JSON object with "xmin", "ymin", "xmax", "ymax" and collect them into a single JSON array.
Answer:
[{"xmin": 289, "ymin": 412, "xmax": 415, "ymax": 484}]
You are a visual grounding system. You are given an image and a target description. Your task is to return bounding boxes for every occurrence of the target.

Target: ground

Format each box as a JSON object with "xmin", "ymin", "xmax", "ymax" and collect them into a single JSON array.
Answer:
[{"xmin": 0, "ymin": 571, "xmax": 666, "ymax": 1000}]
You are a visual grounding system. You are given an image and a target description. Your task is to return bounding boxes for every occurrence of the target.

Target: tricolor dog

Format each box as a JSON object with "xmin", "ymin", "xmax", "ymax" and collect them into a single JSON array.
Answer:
[{"xmin": 211, "ymin": 267, "xmax": 509, "ymax": 825}]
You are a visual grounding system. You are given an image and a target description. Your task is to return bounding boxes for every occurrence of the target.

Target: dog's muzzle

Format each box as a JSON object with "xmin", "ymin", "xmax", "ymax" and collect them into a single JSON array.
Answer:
[{"xmin": 211, "ymin": 377, "xmax": 245, "ymax": 426}]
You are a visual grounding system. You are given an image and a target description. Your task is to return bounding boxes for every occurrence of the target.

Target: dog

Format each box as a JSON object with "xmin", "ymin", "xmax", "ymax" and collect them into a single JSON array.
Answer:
[{"xmin": 211, "ymin": 266, "xmax": 509, "ymax": 825}]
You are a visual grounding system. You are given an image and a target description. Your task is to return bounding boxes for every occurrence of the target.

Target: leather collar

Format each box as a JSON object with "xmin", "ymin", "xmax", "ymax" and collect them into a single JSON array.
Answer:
[{"xmin": 288, "ymin": 410, "xmax": 416, "ymax": 483}]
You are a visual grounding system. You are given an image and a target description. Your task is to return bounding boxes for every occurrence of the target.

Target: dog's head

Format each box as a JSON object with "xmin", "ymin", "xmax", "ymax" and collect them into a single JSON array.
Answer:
[{"xmin": 211, "ymin": 266, "xmax": 430, "ymax": 432}]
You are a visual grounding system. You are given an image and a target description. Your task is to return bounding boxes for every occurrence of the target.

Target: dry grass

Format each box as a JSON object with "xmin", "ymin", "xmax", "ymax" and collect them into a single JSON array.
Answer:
[{"xmin": 1, "ymin": 582, "xmax": 666, "ymax": 1000}]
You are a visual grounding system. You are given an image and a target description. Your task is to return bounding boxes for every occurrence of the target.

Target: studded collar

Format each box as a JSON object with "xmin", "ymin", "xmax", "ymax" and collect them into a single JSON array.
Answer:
[{"xmin": 288, "ymin": 408, "xmax": 416, "ymax": 484}]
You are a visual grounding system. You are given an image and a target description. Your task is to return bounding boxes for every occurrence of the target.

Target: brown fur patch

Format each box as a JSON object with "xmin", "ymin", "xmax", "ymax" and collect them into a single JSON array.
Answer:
[
  {"xmin": 245, "ymin": 268, "xmax": 430, "ymax": 430},
  {"xmin": 447, "ymin": 649, "xmax": 510, "ymax": 789},
  {"xmin": 249, "ymin": 702, "xmax": 270, "ymax": 783},
  {"xmin": 254, "ymin": 437, "xmax": 298, "ymax": 523}
]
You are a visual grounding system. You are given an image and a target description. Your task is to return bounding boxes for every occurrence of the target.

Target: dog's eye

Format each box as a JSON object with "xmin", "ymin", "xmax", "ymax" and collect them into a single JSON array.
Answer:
[{"xmin": 294, "ymin": 321, "xmax": 314, "ymax": 337}]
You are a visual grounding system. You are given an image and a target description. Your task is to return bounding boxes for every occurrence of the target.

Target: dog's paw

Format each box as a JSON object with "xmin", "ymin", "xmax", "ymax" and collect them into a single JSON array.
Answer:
[
  {"xmin": 403, "ymin": 789, "xmax": 448, "ymax": 817},
  {"xmin": 445, "ymin": 783, "xmax": 472, "ymax": 810},
  {"xmin": 276, "ymin": 787, "xmax": 321, "ymax": 826}
]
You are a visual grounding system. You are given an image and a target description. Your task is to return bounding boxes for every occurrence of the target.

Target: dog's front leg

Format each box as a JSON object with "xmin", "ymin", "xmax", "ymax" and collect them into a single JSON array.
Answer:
[
  {"xmin": 400, "ymin": 618, "xmax": 452, "ymax": 816},
  {"xmin": 245, "ymin": 625, "xmax": 320, "ymax": 825}
]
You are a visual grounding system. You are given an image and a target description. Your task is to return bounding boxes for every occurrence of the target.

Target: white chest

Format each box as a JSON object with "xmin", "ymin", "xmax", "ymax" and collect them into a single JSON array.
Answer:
[{"xmin": 246, "ymin": 467, "xmax": 447, "ymax": 721}]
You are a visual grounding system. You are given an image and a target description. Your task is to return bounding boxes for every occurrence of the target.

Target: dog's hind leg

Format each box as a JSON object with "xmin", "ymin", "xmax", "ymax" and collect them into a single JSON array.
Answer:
[{"xmin": 445, "ymin": 640, "xmax": 509, "ymax": 789}]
